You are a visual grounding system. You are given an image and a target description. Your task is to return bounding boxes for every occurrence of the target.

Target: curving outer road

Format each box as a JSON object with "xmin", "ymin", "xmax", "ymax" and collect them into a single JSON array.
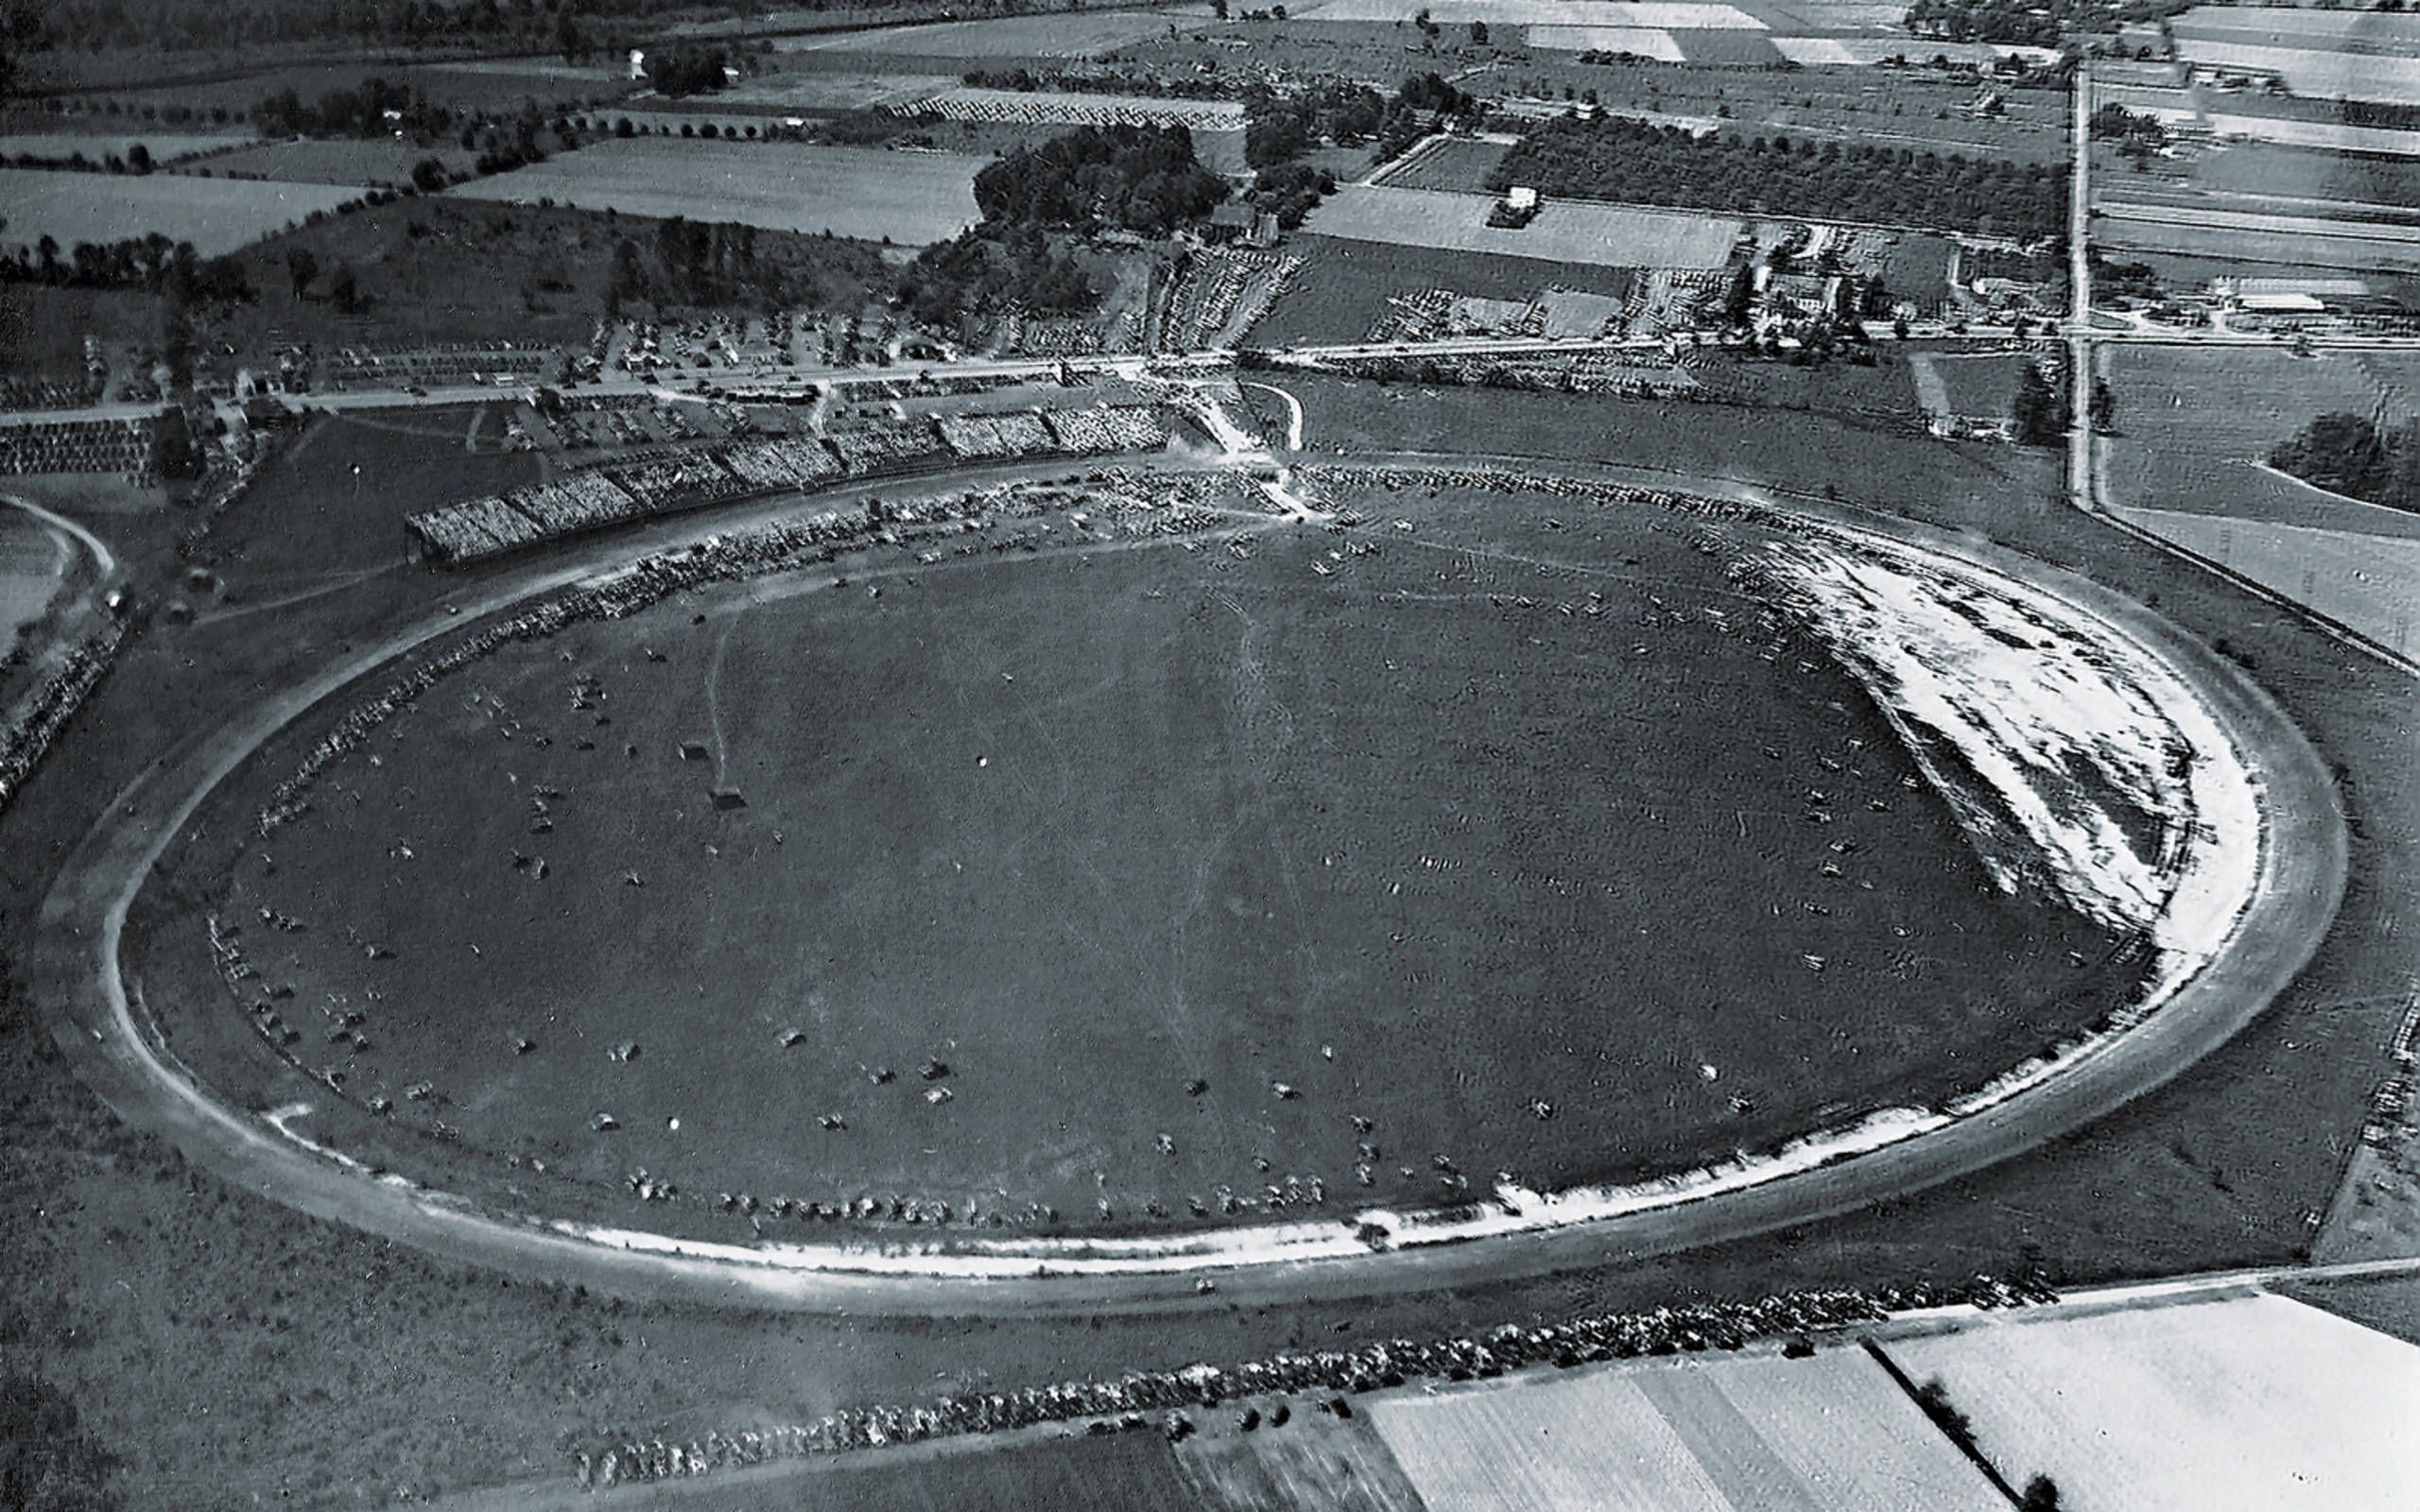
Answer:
[{"xmin": 30, "ymin": 460, "xmax": 2349, "ymax": 1317}]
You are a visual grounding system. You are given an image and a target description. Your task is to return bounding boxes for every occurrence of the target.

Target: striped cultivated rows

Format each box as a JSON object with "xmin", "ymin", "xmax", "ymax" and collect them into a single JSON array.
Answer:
[{"xmin": 1366, "ymin": 1350, "xmax": 2003, "ymax": 1511}]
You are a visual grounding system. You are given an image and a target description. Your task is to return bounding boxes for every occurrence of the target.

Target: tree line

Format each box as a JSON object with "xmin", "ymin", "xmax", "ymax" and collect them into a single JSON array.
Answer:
[
  {"xmin": 2269, "ymin": 412, "xmax": 2420, "ymax": 513},
  {"xmin": 1490, "ymin": 115, "xmax": 2068, "ymax": 242}
]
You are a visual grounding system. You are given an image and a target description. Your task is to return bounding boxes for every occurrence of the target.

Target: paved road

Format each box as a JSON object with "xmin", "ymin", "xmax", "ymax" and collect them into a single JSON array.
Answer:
[{"xmin": 26, "ymin": 452, "xmax": 2349, "ymax": 1317}]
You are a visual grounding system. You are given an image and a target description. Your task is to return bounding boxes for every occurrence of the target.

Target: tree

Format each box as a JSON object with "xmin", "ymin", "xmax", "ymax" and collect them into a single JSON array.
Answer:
[
  {"xmin": 2013, "ymin": 362, "xmax": 2066, "ymax": 447},
  {"xmin": 2271, "ymin": 411, "xmax": 2404, "ymax": 506},
  {"xmin": 283, "ymin": 245, "xmax": 318, "ymax": 299},
  {"xmin": 126, "ymin": 141, "xmax": 150, "ymax": 172},
  {"xmin": 1722, "ymin": 262, "xmax": 1756, "ymax": 327},
  {"xmin": 327, "ymin": 260, "xmax": 361, "ymax": 313},
  {"xmin": 2088, "ymin": 378, "xmax": 2116, "ymax": 433},
  {"xmin": 1469, "ymin": 19, "xmax": 1489, "ymax": 42},
  {"xmin": 2020, "ymin": 1474, "xmax": 2065, "ymax": 1512}
]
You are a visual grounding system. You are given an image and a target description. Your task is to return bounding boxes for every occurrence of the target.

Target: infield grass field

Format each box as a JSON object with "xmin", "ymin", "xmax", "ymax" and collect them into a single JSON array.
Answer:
[{"xmin": 169, "ymin": 469, "xmax": 2137, "ymax": 1241}]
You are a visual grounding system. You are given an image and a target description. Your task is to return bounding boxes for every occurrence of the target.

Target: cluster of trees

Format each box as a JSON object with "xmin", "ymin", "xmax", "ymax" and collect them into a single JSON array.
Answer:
[
  {"xmin": 280, "ymin": 246, "xmax": 360, "ymax": 311},
  {"xmin": 602, "ymin": 215, "xmax": 830, "ymax": 315},
  {"xmin": 1490, "ymin": 116, "xmax": 2068, "ymax": 242},
  {"xmin": 2, "ymin": 231, "xmax": 251, "ymax": 302},
  {"xmin": 1247, "ymin": 161, "xmax": 1338, "ymax": 231},
  {"xmin": 251, "ymin": 83, "xmax": 562, "ymax": 173},
  {"xmin": 897, "ymin": 227, "xmax": 1098, "ymax": 331},
  {"xmin": 1243, "ymin": 73, "xmax": 1477, "ymax": 170},
  {"xmin": 2269, "ymin": 412, "xmax": 2420, "ymax": 512},
  {"xmin": 2014, "ymin": 362, "xmax": 2069, "ymax": 446},
  {"xmin": 645, "ymin": 43, "xmax": 733, "ymax": 98},
  {"xmin": 251, "ymin": 77, "xmax": 444, "ymax": 140},
  {"xmin": 971, "ymin": 124, "xmax": 1226, "ymax": 236},
  {"xmin": 1902, "ymin": 0, "xmax": 2123, "ymax": 46},
  {"xmin": 2089, "ymin": 102, "xmax": 2169, "ymax": 161}
]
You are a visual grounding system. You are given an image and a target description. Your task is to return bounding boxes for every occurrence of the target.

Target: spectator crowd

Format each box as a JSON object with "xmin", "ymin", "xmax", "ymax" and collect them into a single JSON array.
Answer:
[
  {"xmin": 572, "ymin": 1272, "xmax": 2058, "ymax": 1489},
  {"xmin": 407, "ymin": 405, "xmax": 1171, "ymax": 563}
]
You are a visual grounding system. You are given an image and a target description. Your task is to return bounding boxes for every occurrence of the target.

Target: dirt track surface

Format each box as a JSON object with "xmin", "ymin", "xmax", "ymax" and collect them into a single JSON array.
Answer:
[{"xmin": 30, "ymin": 458, "xmax": 2350, "ymax": 1317}]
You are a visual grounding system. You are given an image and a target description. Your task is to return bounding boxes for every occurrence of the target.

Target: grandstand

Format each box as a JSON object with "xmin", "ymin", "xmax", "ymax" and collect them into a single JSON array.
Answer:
[{"xmin": 406, "ymin": 404, "xmax": 1169, "ymax": 563}]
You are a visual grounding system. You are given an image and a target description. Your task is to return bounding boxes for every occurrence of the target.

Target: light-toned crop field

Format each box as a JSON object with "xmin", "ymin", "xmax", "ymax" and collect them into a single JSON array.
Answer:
[
  {"xmin": 0, "ymin": 131, "xmax": 252, "ymax": 163},
  {"xmin": 1881, "ymin": 1295, "xmax": 2420, "ymax": 1511},
  {"xmin": 444, "ymin": 138, "xmax": 982, "ymax": 244},
  {"xmin": 1298, "ymin": 0, "xmax": 1766, "ymax": 26},
  {"xmin": 2174, "ymin": 42, "xmax": 2420, "ymax": 107},
  {"xmin": 781, "ymin": 9, "xmax": 1193, "ymax": 56},
  {"xmin": 1368, "ymin": 1349, "xmax": 2002, "ymax": 1511},
  {"xmin": 2202, "ymin": 111, "xmax": 2420, "ymax": 158},
  {"xmin": 1529, "ymin": 25, "xmax": 1688, "ymax": 59},
  {"xmin": 1305, "ymin": 185, "xmax": 1738, "ymax": 267},
  {"xmin": 1772, "ymin": 36, "xmax": 2004, "ymax": 65},
  {"xmin": 2121, "ymin": 507, "xmax": 2420, "ymax": 655},
  {"xmin": 0, "ymin": 168, "xmax": 364, "ymax": 257}
]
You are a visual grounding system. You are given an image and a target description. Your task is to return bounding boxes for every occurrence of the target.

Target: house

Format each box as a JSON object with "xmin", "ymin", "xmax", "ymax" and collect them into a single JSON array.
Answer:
[{"xmin": 1202, "ymin": 202, "xmax": 1257, "ymax": 245}]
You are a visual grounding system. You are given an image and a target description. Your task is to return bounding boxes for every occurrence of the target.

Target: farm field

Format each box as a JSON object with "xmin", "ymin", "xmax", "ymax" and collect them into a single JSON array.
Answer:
[
  {"xmin": 0, "ymin": 167, "xmax": 364, "ymax": 257},
  {"xmin": 2113, "ymin": 509, "xmax": 2420, "ymax": 657},
  {"xmin": 778, "ymin": 9, "xmax": 1199, "ymax": 56},
  {"xmin": 1910, "ymin": 352, "xmax": 2029, "ymax": 421},
  {"xmin": 2096, "ymin": 202, "xmax": 2420, "ymax": 274},
  {"xmin": 2098, "ymin": 346, "xmax": 2420, "ymax": 518},
  {"xmin": 1367, "ymin": 1347, "xmax": 2003, "ymax": 1510},
  {"xmin": 710, "ymin": 1430, "xmax": 1214, "ymax": 1511},
  {"xmin": 1378, "ymin": 138, "xmax": 1510, "ymax": 194},
  {"xmin": 1878, "ymin": 1295, "xmax": 2420, "ymax": 1510},
  {"xmin": 1304, "ymin": 185, "xmax": 1739, "ymax": 267},
  {"xmin": 1295, "ymin": 0, "xmax": 1769, "ymax": 26},
  {"xmin": 1174, "ymin": 1418, "xmax": 1430, "ymax": 1512},
  {"xmin": 1253, "ymin": 234, "xmax": 1634, "ymax": 345},
  {"xmin": 0, "ymin": 129, "xmax": 252, "ymax": 163},
  {"xmin": 445, "ymin": 137, "xmax": 983, "ymax": 244},
  {"xmin": 709, "ymin": 71, "xmax": 959, "ymax": 112},
  {"xmin": 151, "ymin": 472, "xmax": 2141, "ymax": 1240},
  {"xmin": 89, "ymin": 60, "xmax": 636, "ymax": 118},
  {"xmin": 179, "ymin": 136, "xmax": 477, "ymax": 186},
  {"xmin": 2099, "ymin": 141, "xmax": 2420, "ymax": 226}
]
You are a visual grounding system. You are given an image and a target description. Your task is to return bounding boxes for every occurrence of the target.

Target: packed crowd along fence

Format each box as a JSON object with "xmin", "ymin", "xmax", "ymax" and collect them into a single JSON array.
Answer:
[
  {"xmin": 570, "ymin": 1273, "xmax": 2061, "ymax": 1491},
  {"xmin": 0, "ymin": 616, "xmax": 128, "ymax": 815},
  {"xmin": 403, "ymin": 404, "xmax": 1171, "ymax": 563},
  {"xmin": 0, "ymin": 415, "xmax": 163, "ymax": 481}
]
